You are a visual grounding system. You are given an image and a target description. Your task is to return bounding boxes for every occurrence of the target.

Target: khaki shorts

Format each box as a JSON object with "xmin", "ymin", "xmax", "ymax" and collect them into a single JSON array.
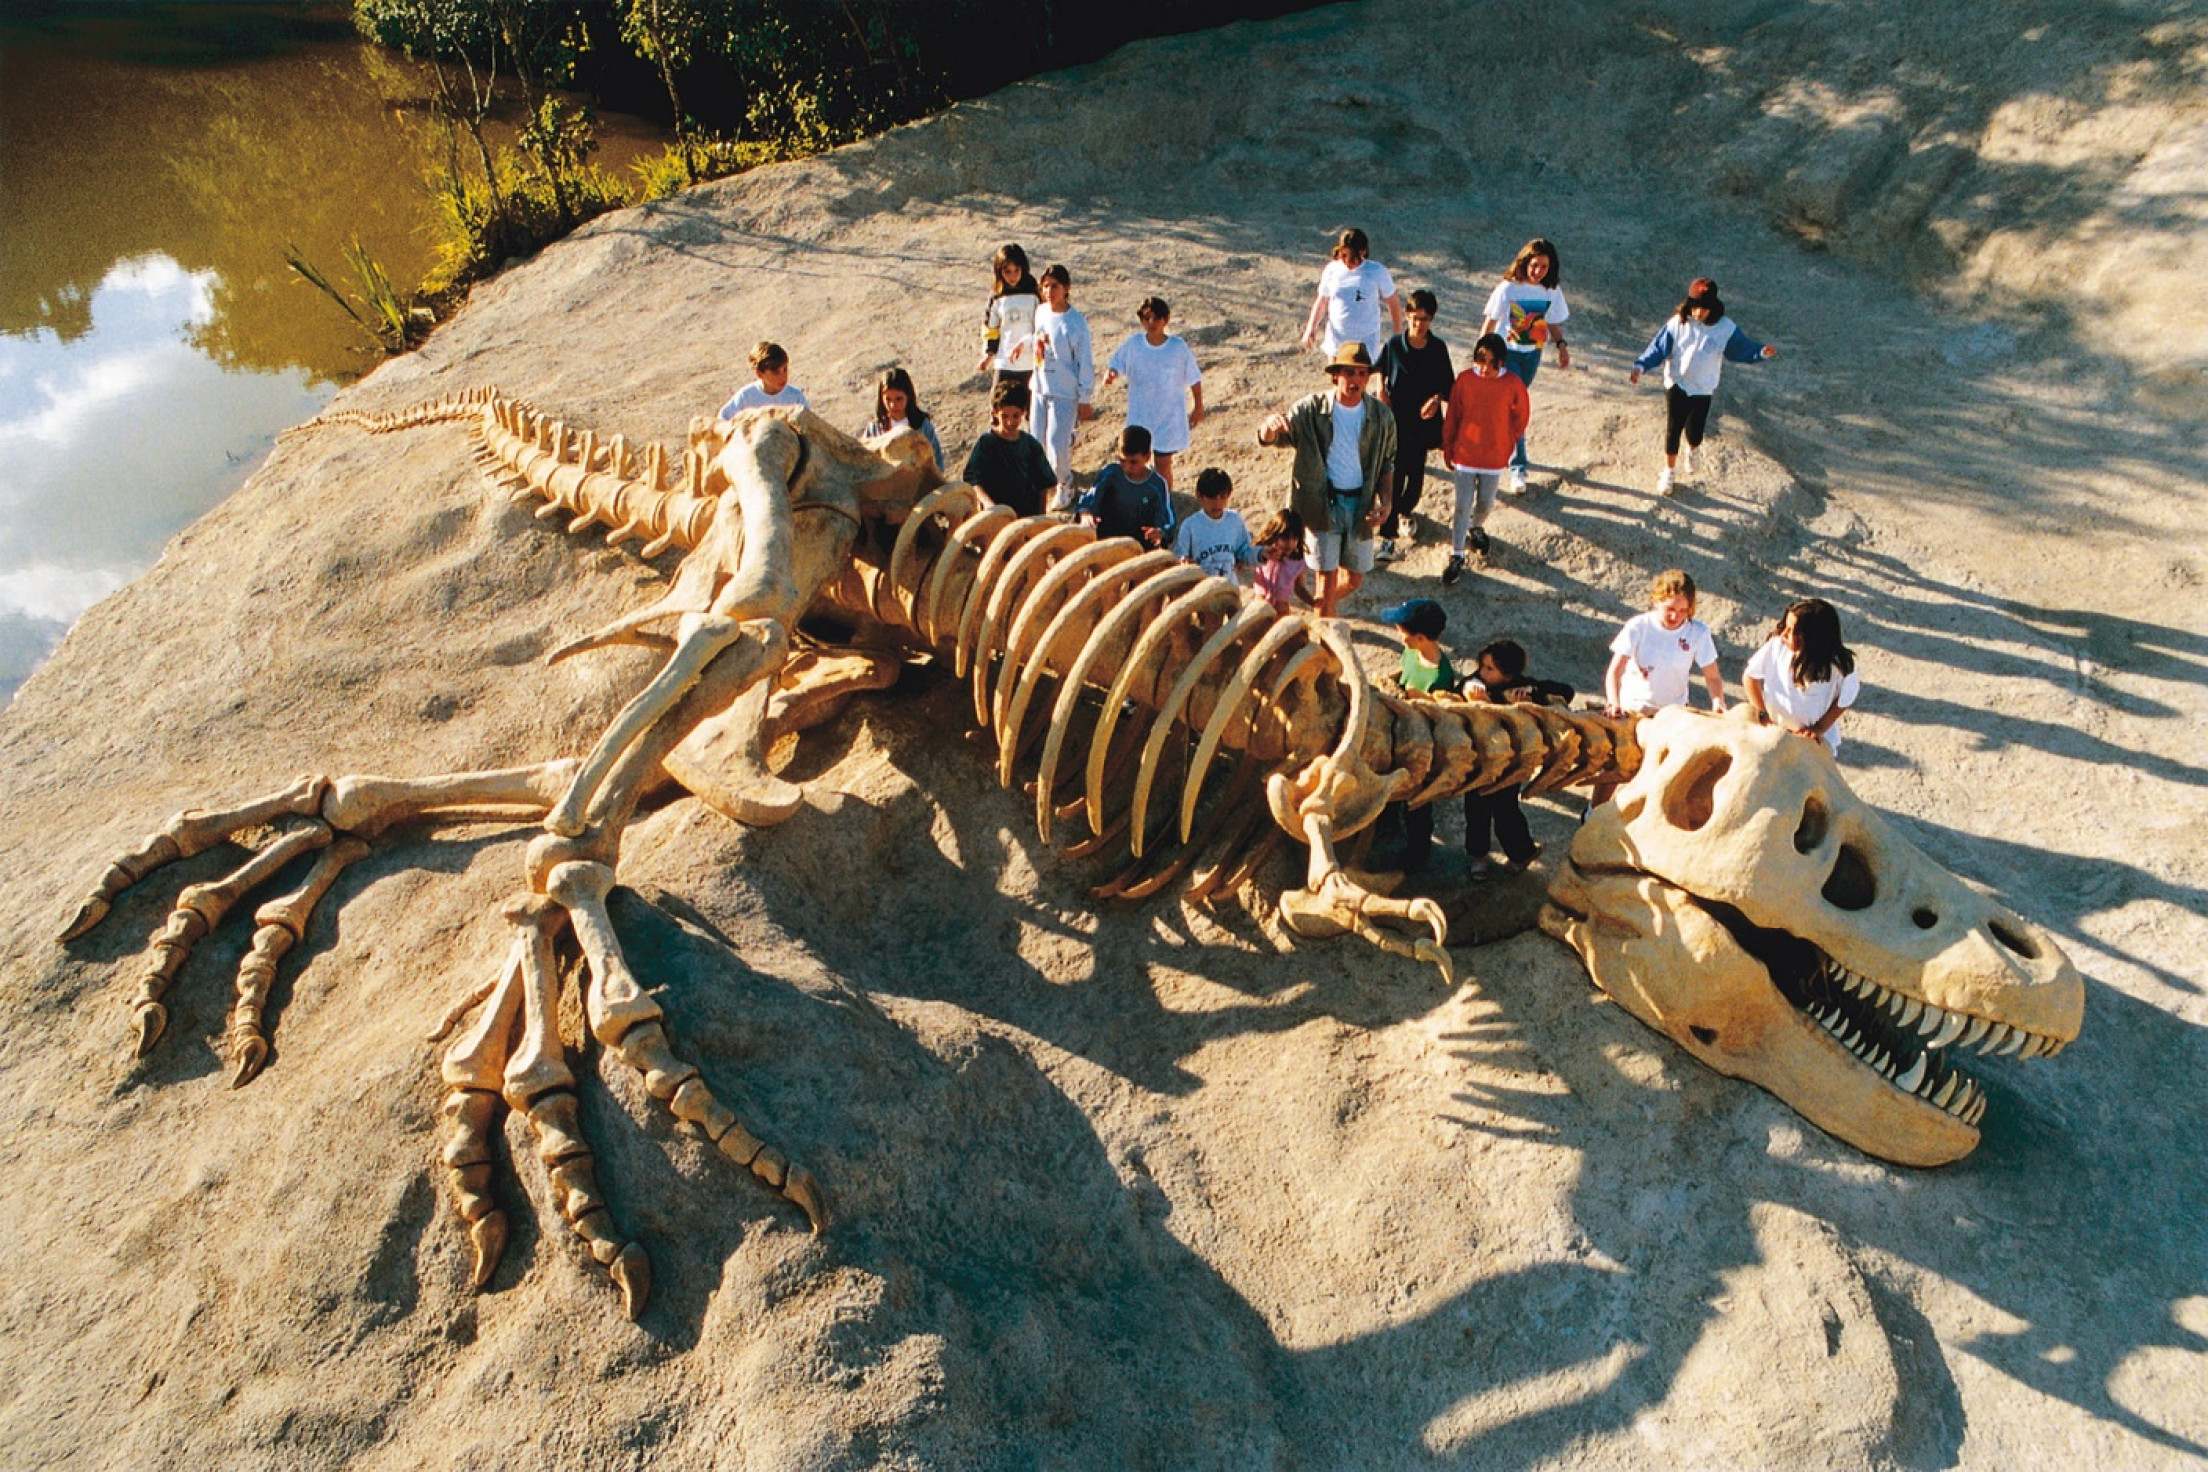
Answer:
[{"xmin": 1305, "ymin": 527, "xmax": 1375, "ymax": 575}]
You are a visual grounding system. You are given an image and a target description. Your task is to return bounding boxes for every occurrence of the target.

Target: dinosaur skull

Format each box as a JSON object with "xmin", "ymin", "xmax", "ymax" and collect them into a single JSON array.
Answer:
[{"xmin": 1542, "ymin": 707, "xmax": 2082, "ymax": 1166}]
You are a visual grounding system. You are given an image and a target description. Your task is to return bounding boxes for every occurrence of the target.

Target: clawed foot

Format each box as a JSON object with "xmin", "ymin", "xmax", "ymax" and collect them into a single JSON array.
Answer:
[{"xmin": 1281, "ymin": 867, "xmax": 1455, "ymax": 985}]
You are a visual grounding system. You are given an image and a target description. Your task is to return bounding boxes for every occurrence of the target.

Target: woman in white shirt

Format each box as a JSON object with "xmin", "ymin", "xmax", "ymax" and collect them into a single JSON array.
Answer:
[
  {"xmin": 1744, "ymin": 598, "xmax": 1860, "ymax": 754},
  {"xmin": 1478, "ymin": 236, "xmax": 1572, "ymax": 492},
  {"xmin": 1300, "ymin": 227, "xmax": 1404, "ymax": 360}
]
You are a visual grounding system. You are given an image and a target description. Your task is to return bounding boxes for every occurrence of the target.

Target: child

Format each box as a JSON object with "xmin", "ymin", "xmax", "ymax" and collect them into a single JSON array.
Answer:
[
  {"xmin": 1459, "ymin": 639, "xmax": 1559, "ymax": 875},
  {"xmin": 1380, "ymin": 597, "xmax": 1457, "ymax": 874},
  {"xmin": 717, "ymin": 341, "xmax": 809, "ymax": 421},
  {"xmin": 1076, "ymin": 425, "xmax": 1177, "ymax": 548},
  {"xmin": 1437, "ymin": 332, "xmax": 1530, "ymax": 586},
  {"xmin": 1629, "ymin": 277, "xmax": 1779, "ymax": 494},
  {"xmin": 1373, "ymin": 287, "xmax": 1454, "ymax": 562},
  {"xmin": 854, "ymin": 365, "xmax": 945, "ymax": 469},
  {"xmin": 1592, "ymin": 568, "xmax": 1725, "ymax": 808},
  {"xmin": 1172, "ymin": 468, "xmax": 1258, "ymax": 582},
  {"xmin": 1103, "ymin": 295, "xmax": 1204, "ymax": 491},
  {"xmin": 1744, "ymin": 597, "xmax": 1859, "ymax": 753},
  {"xmin": 975, "ymin": 243, "xmax": 1042, "ymax": 391},
  {"xmin": 1478, "ymin": 237, "xmax": 1571, "ymax": 492},
  {"xmin": 1249, "ymin": 509, "xmax": 1311, "ymax": 612},
  {"xmin": 961, "ymin": 381, "xmax": 1058, "ymax": 518},
  {"xmin": 1300, "ymin": 227, "xmax": 1404, "ymax": 361},
  {"xmin": 1032, "ymin": 263, "xmax": 1096, "ymax": 511}
]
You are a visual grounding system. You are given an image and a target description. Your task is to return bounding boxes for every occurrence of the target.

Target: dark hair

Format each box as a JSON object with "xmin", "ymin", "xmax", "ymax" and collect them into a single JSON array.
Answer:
[
  {"xmin": 748, "ymin": 340, "xmax": 788, "ymax": 372},
  {"xmin": 872, "ymin": 366, "xmax": 930, "ymax": 430},
  {"xmin": 1041, "ymin": 262, "xmax": 1072, "ymax": 289},
  {"xmin": 1476, "ymin": 639, "xmax": 1527, "ymax": 681},
  {"xmin": 1331, "ymin": 227, "xmax": 1370, "ymax": 263},
  {"xmin": 990, "ymin": 243, "xmax": 1038, "ymax": 299},
  {"xmin": 1252, "ymin": 508, "xmax": 1304, "ymax": 547},
  {"xmin": 1676, "ymin": 277, "xmax": 1725, "ymax": 324},
  {"xmin": 992, "ymin": 380, "xmax": 1032, "ymax": 414},
  {"xmin": 1118, "ymin": 424, "xmax": 1153, "ymax": 456},
  {"xmin": 1781, "ymin": 598, "xmax": 1854, "ymax": 686},
  {"xmin": 1194, "ymin": 467, "xmax": 1232, "ymax": 499},
  {"xmin": 1407, "ymin": 288, "xmax": 1438, "ymax": 316},
  {"xmin": 1471, "ymin": 331, "xmax": 1509, "ymax": 367},
  {"xmin": 1136, "ymin": 295, "xmax": 1171, "ymax": 323},
  {"xmin": 1505, "ymin": 237, "xmax": 1561, "ymax": 287}
]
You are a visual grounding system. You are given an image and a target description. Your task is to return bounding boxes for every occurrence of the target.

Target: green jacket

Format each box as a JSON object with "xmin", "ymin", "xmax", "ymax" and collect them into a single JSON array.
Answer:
[{"xmin": 1270, "ymin": 390, "xmax": 1398, "ymax": 534}]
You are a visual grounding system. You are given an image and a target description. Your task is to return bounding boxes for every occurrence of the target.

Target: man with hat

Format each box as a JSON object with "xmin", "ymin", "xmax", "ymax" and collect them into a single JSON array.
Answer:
[{"xmin": 1257, "ymin": 342, "xmax": 1397, "ymax": 619}]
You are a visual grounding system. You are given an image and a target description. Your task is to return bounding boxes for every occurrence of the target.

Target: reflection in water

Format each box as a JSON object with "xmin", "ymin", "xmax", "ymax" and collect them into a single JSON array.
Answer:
[{"xmin": 0, "ymin": 4, "xmax": 668, "ymax": 703}]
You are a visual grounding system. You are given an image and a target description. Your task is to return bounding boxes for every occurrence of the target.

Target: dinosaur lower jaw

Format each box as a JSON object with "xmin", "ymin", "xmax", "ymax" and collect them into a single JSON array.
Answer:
[{"xmin": 1687, "ymin": 894, "xmax": 2066, "ymax": 1131}]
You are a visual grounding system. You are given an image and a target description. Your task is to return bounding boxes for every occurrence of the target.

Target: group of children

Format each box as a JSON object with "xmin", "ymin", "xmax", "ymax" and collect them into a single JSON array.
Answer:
[{"xmin": 713, "ymin": 233, "xmax": 1839, "ymax": 876}]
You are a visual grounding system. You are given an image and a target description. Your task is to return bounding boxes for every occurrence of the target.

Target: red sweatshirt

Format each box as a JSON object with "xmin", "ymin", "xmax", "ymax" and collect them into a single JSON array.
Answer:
[{"xmin": 1440, "ymin": 369, "xmax": 1531, "ymax": 472}]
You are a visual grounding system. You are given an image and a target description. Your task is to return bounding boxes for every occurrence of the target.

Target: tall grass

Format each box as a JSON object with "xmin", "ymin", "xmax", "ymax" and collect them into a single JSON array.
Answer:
[{"xmin": 284, "ymin": 238, "xmax": 434, "ymax": 354}]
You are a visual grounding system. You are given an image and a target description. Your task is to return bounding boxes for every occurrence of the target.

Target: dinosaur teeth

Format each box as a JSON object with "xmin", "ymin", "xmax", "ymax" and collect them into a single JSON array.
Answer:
[
  {"xmin": 1976, "ymin": 1022, "xmax": 2011, "ymax": 1055},
  {"xmin": 1959, "ymin": 1016, "xmax": 1992, "ymax": 1049},
  {"xmin": 1895, "ymin": 1054, "xmax": 1927, "ymax": 1092},
  {"xmin": 1964, "ymin": 1094, "xmax": 1987, "ymax": 1126},
  {"xmin": 1917, "ymin": 1002, "xmax": 1946, "ymax": 1036},
  {"xmin": 1931, "ymin": 1074, "xmax": 1959, "ymax": 1108},
  {"xmin": 1994, "ymin": 1026, "xmax": 2027, "ymax": 1057},
  {"xmin": 1927, "ymin": 1011, "xmax": 1968, "ymax": 1049},
  {"xmin": 1897, "ymin": 997, "xmax": 1923, "ymax": 1027}
]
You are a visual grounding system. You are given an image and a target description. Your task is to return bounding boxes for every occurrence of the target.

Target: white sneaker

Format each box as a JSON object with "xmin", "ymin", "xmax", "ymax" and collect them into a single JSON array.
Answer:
[
  {"xmin": 1049, "ymin": 484, "xmax": 1078, "ymax": 513},
  {"xmin": 1375, "ymin": 537, "xmax": 1400, "ymax": 563},
  {"xmin": 1657, "ymin": 467, "xmax": 1676, "ymax": 495},
  {"xmin": 1508, "ymin": 467, "xmax": 1529, "ymax": 495},
  {"xmin": 1681, "ymin": 445, "xmax": 1698, "ymax": 475}
]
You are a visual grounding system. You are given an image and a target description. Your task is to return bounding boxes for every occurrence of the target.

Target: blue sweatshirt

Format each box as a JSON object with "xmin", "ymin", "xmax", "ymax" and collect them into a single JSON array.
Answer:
[{"xmin": 1633, "ymin": 315, "xmax": 1768, "ymax": 397}]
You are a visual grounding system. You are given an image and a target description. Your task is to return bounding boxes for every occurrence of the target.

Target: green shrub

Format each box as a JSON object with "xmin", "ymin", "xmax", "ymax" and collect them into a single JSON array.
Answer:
[
  {"xmin": 626, "ymin": 134, "xmax": 790, "ymax": 202},
  {"xmin": 423, "ymin": 146, "xmax": 627, "ymax": 294}
]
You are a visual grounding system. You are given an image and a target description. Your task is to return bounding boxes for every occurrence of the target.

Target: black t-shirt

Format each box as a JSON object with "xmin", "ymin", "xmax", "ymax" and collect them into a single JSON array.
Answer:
[
  {"xmin": 962, "ymin": 430, "xmax": 1058, "ymax": 517},
  {"xmin": 1377, "ymin": 332, "xmax": 1455, "ymax": 448}
]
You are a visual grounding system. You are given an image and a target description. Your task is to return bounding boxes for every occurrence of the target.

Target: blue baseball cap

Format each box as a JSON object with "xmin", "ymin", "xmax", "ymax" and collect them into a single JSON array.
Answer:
[{"xmin": 1380, "ymin": 598, "xmax": 1446, "ymax": 638}]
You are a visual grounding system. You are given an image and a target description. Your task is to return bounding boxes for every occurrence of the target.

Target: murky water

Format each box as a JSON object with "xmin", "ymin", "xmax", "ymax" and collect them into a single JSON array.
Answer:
[{"xmin": 0, "ymin": 4, "xmax": 668, "ymax": 701}]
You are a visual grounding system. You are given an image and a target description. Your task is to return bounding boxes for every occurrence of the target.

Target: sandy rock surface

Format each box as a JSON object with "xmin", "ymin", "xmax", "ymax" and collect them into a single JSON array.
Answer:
[{"xmin": 2, "ymin": 2, "xmax": 2203, "ymax": 1467}]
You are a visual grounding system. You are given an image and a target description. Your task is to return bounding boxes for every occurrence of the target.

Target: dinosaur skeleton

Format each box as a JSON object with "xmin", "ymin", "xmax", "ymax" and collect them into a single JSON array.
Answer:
[{"xmin": 57, "ymin": 393, "xmax": 2078, "ymax": 1317}]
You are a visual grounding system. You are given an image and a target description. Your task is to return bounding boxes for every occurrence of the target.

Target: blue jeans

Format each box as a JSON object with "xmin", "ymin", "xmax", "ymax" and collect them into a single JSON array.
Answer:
[{"xmin": 1504, "ymin": 347, "xmax": 1540, "ymax": 471}]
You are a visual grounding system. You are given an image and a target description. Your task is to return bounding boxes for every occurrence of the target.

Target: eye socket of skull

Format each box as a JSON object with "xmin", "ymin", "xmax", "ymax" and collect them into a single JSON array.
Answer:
[
  {"xmin": 1793, "ymin": 794, "xmax": 1829, "ymax": 853},
  {"xmin": 1821, "ymin": 842, "xmax": 1877, "ymax": 911},
  {"xmin": 1660, "ymin": 748, "xmax": 1732, "ymax": 831}
]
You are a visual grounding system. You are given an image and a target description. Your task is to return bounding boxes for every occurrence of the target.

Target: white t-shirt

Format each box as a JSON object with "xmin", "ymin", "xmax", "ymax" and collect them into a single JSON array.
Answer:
[
  {"xmin": 1482, "ymin": 280, "xmax": 1570, "ymax": 355},
  {"xmin": 1326, "ymin": 396, "xmax": 1366, "ymax": 489},
  {"xmin": 1172, "ymin": 508, "xmax": 1257, "ymax": 581},
  {"xmin": 1317, "ymin": 258, "xmax": 1397, "ymax": 356},
  {"xmin": 1106, "ymin": 333, "xmax": 1202, "ymax": 454},
  {"xmin": 718, "ymin": 381, "xmax": 810, "ymax": 420},
  {"xmin": 1611, "ymin": 610, "xmax": 1719, "ymax": 712},
  {"xmin": 988, "ymin": 292, "xmax": 1042, "ymax": 373},
  {"xmin": 1745, "ymin": 637, "xmax": 1860, "ymax": 753}
]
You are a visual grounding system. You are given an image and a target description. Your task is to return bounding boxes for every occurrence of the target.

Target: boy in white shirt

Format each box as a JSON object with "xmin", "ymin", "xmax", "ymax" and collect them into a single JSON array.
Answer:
[
  {"xmin": 1103, "ymin": 295, "xmax": 1204, "ymax": 491},
  {"xmin": 717, "ymin": 341, "xmax": 810, "ymax": 421},
  {"xmin": 1591, "ymin": 568, "xmax": 1725, "ymax": 810},
  {"xmin": 1172, "ymin": 469, "xmax": 1258, "ymax": 582}
]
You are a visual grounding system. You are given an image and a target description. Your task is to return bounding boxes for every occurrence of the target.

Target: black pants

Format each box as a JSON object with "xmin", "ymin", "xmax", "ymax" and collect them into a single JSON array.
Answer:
[
  {"xmin": 1465, "ymin": 786, "xmax": 1535, "ymax": 864},
  {"xmin": 1395, "ymin": 786, "xmax": 1535, "ymax": 870},
  {"xmin": 1664, "ymin": 387, "xmax": 1713, "ymax": 455},
  {"xmin": 1382, "ymin": 435, "xmax": 1437, "ymax": 538}
]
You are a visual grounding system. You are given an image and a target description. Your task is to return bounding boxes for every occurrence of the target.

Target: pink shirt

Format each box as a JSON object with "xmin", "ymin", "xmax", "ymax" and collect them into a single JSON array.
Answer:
[{"xmin": 1253, "ymin": 555, "xmax": 1306, "ymax": 607}]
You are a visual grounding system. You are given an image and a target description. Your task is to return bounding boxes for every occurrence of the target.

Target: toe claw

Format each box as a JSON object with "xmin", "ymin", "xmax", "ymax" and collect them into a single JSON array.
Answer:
[
  {"xmin": 467, "ymin": 1211, "xmax": 508, "ymax": 1290},
  {"xmin": 611, "ymin": 1242, "xmax": 651, "ymax": 1320},
  {"xmin": 60, "ymin": 897, "xmax": 110, "ymax": 943},
  {"xmin": 228, "ymin": 1034, "xmax": 269, "ymax": 1088},
  {"xmin": 132, "ymin": 1002, "xmax": 167, "ymax": 1057},
  {"xmin": 782, "ymin": 1166, "xmax": 829, "ymax": 1234}
]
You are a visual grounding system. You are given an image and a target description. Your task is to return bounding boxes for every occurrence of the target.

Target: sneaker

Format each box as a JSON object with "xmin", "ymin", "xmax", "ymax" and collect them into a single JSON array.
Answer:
[
  {"xmin": 1504, "ymin": 842, "xmax": 1543, "ymax": 872},
  {"xmin": 1681, "ymin": 445, "xmax": 1698, "ymax": 475},
  {"xmin": 1466, "ymin": 856, "xmax": 1496, "ymax": 881},
  {"xmin": 1376, "ymin": 537, "xmax": 1400, "ymax": 563},
  {"xmin": 1468, "ymin": 527, "xmax": 1492, "ymax": 559},
  {"xmin": 1442, "ymin": 554, "xmax": 1466, "ymax": 587},
  {"xmin": 1657, "ymin": 467, "xmax": 1676, "ymax": 495},
  {"xmin": 1049, "ymin": 484, "xmax": 1078, "ymax": 513},
  {"xmin": 1508, "ymin": 467, "xmax": 1529, "ymax": 495}
]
